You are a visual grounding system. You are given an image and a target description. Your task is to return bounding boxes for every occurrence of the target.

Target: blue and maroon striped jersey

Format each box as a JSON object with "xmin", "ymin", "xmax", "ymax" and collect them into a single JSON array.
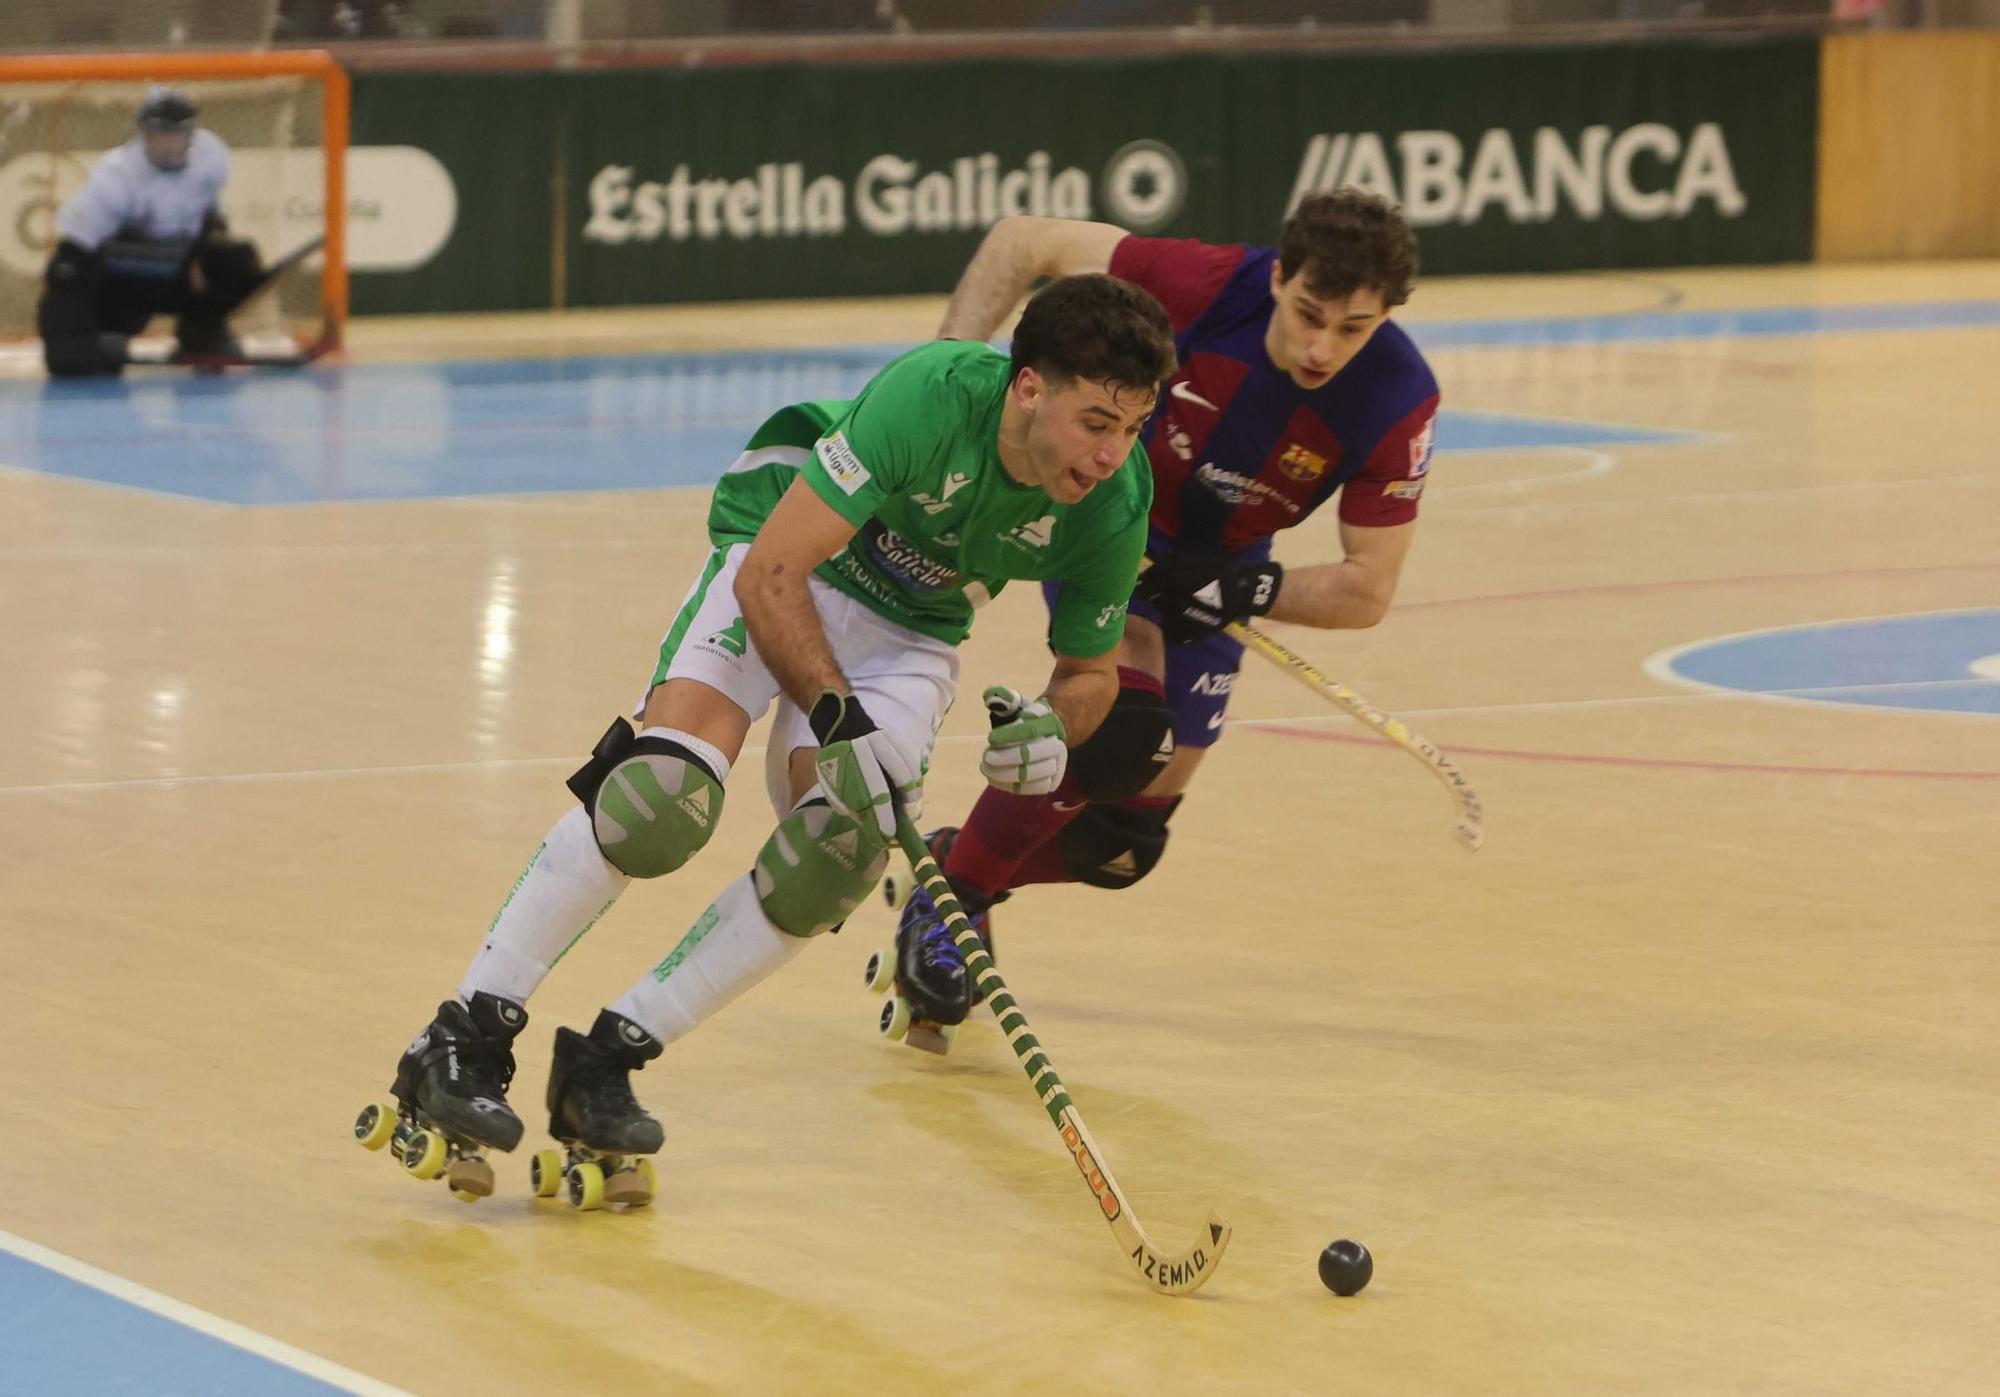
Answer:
[{"xmin": 1108, "ymin": 235, "xmax": 1439, "ymax": 554}]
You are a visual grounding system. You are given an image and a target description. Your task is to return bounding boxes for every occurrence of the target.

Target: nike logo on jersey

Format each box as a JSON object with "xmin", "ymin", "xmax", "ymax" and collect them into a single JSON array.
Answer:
[{"xmin": 1171, "ymin": 381, "xmax": 1220, "ymax": 412}]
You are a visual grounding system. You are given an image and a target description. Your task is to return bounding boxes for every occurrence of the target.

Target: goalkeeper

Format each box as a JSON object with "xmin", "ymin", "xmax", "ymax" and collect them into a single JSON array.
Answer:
[{"xmin": 37, "ymin": 87, "xmax": 268, "ymax": 377}]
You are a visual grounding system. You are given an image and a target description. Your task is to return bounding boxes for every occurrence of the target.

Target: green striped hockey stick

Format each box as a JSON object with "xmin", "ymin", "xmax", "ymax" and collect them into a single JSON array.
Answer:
[{"xmin": 894, "ymin": 818, "xmax": 1232, "ymax": 1295}]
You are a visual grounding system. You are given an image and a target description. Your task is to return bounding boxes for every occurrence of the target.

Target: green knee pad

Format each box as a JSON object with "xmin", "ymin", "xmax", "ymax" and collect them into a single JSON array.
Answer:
[
  {"xmin": 590, "ymin": 747, "xmax": 724, "ymax": 878},
  {"xmin": 752, "ymin": 801, "xmax": 888, "ymax": 937}
]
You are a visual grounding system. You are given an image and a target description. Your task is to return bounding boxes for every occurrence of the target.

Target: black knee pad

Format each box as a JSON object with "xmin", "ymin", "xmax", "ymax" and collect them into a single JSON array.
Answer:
[
  {"xmin": 1069, "ymin": 682, "xmax": 1175, "ymax": 803},
  {"xmin": 1057, "ymin": 796, "xmax": 1181, "ymax": 890},
  {"xmin": 194, "ymin": 238, "xmax": 267, "ymax": 311}
]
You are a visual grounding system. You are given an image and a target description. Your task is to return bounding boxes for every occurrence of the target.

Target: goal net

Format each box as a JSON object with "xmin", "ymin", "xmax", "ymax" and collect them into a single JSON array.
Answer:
[{"xmin": 0, "ymin": 51, "xmax": 346, "ymax": 366}]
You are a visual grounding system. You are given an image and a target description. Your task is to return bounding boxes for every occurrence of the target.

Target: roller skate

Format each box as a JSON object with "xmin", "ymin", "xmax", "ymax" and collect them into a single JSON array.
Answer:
[
  {"xmin": 353, "ymin": 992, "xmax": 527, "ymax": 1203},
  {"xmin": 878, "ymin": 827, "xmax": 1003, "ymax": 968},
  {"xmin": 866, "ymin": 829, "xmax": 1003, "ymax": 1056},
  {"xmin": 530, "ymin": 1010, "xmax": 664, "ymax": 1211}
]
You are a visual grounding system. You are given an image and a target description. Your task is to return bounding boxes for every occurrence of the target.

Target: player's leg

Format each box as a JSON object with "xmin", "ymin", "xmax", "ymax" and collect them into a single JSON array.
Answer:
[
  {"xmin": 175, "ymin": 237, "xmax": 265, "ymax": 357},
  {"xmin": 940, "ymin": 606, "xmax": 1240, "ymax": 910},
  {"xmin": 1037, "ymin": 620, "xmax": 1239, "ymax": 890},
  {"xmin": 572, "ymin": 588, "xmax": 955, "ymax": 1146},
  {"xmin": 36, "ymin": 241, "xmax": 127, "ymax": 378},
  {"xmin": 392, "ymin": 546, "xmax": 767, "ymax": 1151},
  {"xmin": 939, "ymin": 598, "xmax": 1175, "ymax": 903}
]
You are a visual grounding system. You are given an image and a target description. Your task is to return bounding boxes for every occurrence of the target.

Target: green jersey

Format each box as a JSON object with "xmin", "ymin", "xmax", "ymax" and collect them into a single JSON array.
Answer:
[{"xmin": 707, "ymin": 340, "xmax": 1151, "ymax": 658}]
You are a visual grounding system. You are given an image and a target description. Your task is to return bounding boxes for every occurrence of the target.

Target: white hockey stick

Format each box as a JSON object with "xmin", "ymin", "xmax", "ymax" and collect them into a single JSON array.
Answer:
[{"xmin": 1230, "ymin": 617, "xmax": 1485, "ymax": 851}]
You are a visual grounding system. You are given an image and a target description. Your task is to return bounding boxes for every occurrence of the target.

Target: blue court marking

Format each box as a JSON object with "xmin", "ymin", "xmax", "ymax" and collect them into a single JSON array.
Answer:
[
  {"xmin": 0, "ymin": 1247, "xmax": 354, "ymax": 1396},
  {"xmin": 0, "ymin": 296, "xmax": 1986, "ymax": 506},
  {"xmin": 1649, "ymin": 610, "xmax": 2000, "ymax": 716},
  {"xmin": 1439, "ymin": 408, "xmax": 1694, "ymax": 451}
]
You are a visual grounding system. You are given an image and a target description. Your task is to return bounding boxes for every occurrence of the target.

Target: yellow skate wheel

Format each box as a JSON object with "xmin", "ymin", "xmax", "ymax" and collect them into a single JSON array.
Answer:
[
  {"xmin": 402, "ymin": 1129, "xmax": 448, "ymax": 1181},
  {"xmin": 632, "ymin": 1157, "xmax": 659, "ymax": 1202},
  {"xmin": 353, "ymin": 1101, "xmax": 396, "ymax": 1151},
  {"xmin": 864, "ymin": 950, "xmax": 896, "ymax": 995},
  {"xmin": 938, "ymin": 1021, "xmax": 961, "ymax": 1048},
  {"xmin": 530, "ymin": 1149, "xmax": 566, "ymax": 1199},
  {"xmin": 568, "ymin": 1161, "xmax": 607, "ymax": 1212},
  {"xmin": 879, "ymin": 995, "xmax": 912, "ymax": 1041},
  {"xmin": 882, "ymin": 867, "xmax": 913, "ymax": 911}
]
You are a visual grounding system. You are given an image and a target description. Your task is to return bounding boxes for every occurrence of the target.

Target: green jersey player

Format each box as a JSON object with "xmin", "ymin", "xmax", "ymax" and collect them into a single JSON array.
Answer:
[{"xmin": 359, "ymin": 274, "xmax": 1176, "ymax": 1207}]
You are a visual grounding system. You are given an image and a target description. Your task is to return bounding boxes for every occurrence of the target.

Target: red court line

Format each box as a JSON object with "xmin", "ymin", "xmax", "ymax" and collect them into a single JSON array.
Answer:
[
  {"xmin": 1245, "ymin": 723, "xmax": 2000, "ymax": 781},
  {"xmin": 1390, "ymin": 563, "xmax": 2000, "ymax": 613}
]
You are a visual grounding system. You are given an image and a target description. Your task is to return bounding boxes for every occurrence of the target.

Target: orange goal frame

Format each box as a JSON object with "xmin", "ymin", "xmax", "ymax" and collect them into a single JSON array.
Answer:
[{"xmin": 0, "ymin": 49, "xmax": 349, "ymax": 347}]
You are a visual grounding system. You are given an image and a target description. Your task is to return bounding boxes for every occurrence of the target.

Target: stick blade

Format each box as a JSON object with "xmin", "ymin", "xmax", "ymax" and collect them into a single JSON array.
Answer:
[{"xmin": 1122, "ymin": 1210, "xmax": 1232, "ymax": 1296}]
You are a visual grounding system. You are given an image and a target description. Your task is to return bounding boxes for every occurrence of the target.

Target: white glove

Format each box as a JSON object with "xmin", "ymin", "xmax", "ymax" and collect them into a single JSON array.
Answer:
[{"xmin": 979, "ymin": 685, "xmax": 1068, "ymax": 796}]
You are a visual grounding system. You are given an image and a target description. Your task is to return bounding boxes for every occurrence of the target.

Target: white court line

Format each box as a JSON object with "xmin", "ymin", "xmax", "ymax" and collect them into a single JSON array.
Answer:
[
  {"xmin": 4, "ymin": 672, "xmax": 1995, "ymax": 799},
  {"xmin": 1437, "ymin": 446, "xmax": 1616, "ymax": 496},
  {"xmin": 0, "ymin": 1229, "xmax": 410, "ymax": 1397}
]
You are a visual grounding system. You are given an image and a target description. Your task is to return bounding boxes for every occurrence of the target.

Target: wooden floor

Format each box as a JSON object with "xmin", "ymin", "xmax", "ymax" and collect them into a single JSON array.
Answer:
[{"xmin": 2, "ymin": 262, "xmax": 1998, "ymax": 1395}]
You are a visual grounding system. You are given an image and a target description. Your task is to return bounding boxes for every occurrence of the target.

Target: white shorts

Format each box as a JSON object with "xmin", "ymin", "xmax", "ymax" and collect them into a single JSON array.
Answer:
[{"xmin": 645, "ymin": 542, "xmax": 960, "ymax": 819}]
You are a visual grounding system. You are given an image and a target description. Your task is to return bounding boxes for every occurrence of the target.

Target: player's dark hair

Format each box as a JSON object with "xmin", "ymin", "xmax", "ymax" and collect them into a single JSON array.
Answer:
[
  {"xmin": 1278, "ymin": 189, "xmax": 1419, "ymax": 309},
  {"xmin": 1010, "ymin": 273, "xmax": 1176, "ymax": 400}
]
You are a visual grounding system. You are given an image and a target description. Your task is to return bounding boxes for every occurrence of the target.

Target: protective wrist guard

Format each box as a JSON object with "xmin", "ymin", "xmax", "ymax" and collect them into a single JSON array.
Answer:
[
  {"xmin": 1137, "ymin": 552, "xmax": 1283, "ymax": 642},
  {"xmin": 809, "ymin": 690, "xmax": 877, "ymax": 746}
]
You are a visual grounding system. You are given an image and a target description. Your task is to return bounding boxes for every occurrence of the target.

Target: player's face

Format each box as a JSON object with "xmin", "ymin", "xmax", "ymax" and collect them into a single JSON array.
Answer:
[
  {"xmin": 1266, "ymin": 265, "xmax": 1389, "ymax": 390},
  {"xmin": 143, "ymin": 129, "xmax": 193, "ymax": 173},
  {"xmin": 1016, "ymin": 369, "xmax": 1157, "ymax": 504}
]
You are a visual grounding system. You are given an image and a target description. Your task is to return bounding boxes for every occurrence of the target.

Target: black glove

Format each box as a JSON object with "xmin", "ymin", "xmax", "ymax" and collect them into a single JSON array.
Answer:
[
  {"xmin": 808, "ymin": 689, "xmax": 878, "ymax": 745},
  {"xmin": 1135, "ymin": 550, "xmax": 1282, "ymax": 643}
]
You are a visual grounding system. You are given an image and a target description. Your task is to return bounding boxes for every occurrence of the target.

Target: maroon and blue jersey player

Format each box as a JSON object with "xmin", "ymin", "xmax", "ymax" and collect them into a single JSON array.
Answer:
[{"xmin": 916, "ymin": 189, "xmax": 1436, "ymax": 950}]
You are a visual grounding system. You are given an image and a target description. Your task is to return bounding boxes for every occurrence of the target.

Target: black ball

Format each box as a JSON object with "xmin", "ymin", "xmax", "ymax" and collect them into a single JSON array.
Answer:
[{"xmin": 1318, "ymin": 1238, "xmax": 1372, "ymax": 1295}]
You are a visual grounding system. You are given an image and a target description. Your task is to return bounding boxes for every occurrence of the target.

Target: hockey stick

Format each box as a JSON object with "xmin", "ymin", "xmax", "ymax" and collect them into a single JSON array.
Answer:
[
  {"xmin": 1229, "ymin": 618, "xmax": 1485, "ymax": 851},
  {"xmin": 894, "ymin": 817, "xmax": 1231, "ymax": 1295}
]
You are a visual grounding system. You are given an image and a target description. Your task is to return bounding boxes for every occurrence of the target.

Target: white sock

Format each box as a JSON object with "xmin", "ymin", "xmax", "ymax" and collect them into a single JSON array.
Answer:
[
  {"xmin": 457, "ymin": 806, "xmax": 629, "ymax": 1006},
  {"xmin": 610, "ymin": 872, "xmax": 807, "ymax": 1045}
]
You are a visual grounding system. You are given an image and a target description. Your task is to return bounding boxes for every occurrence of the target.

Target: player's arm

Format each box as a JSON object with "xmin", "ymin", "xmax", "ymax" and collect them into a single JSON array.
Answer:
[
  {"xmin": 978, "ymin": 649, "xmax": 1118, "ymax": 799},
  {"xmin": 733, "ymin": 476, "xmax": 860, "ymax": 708},
  {"xmin": 52, "ymin": 157, "xmax": 131, "ymax": 257},
  {"xmin": 937, "ymin": 216, "xmax": 1129, "ymax": 340},
  {"xmin": 1265, "ymin": 520, "xmax": 1415, "ymax": 630},
  {"xmin": 737, "ymin": 477, "xmax": 924, "ymax": 838},
  {"xmin": 1041, "ymin": 649, "xmax": 1120, "ymax": 744}
]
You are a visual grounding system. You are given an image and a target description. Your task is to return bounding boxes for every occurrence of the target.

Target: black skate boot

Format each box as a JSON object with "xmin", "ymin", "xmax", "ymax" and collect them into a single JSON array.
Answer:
[
  {"xmin": 533, "ymin": 1011, "xmax": 664, "ymax": 1210},
  {"xmin": 865, "ymin": 827, "xmax": 1010, "ymax": 1055},
  {"xmin": 354, "ymin": 992, "xmax": 526, "ymax": 1201},
  {"xmin": 391, "ymin": 992, "xmax": 528, "ymax": 1151},
  {"xmin": 883, "ymin": 827, "xmax": 1004, "ymax": 967},
  {"xmin": 546, "ymin": 1010, "xmax": 665, "ymax": 1154},
  {"xmin": 894, "ymin": 885, "xmax": 976, "ymax": 1027}
]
